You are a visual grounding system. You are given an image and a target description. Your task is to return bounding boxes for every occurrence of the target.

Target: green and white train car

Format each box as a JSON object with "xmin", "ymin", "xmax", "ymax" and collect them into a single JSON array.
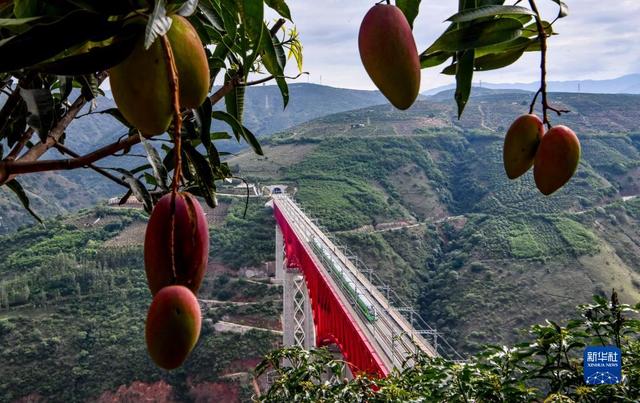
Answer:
[{"xmin": 310, "ymin": 237, "xmax": 378, "ymax": 323}]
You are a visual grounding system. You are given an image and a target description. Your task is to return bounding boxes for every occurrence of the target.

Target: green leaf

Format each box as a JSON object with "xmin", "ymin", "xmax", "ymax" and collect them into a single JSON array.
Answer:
[
  {"xmin": 275, "ymin": 76, "xmax": 289, "ymax": 109},
  {"xmin": 0, "ymin": 16, "xmax": 43, "ymax": 30},
  {"xmin": 259, "ymin": 23, "xmax": 288, "ymax": 107},
  {"xmin": 183, "ymin": 142, "xmax": 217, "ymax": 208},
  {"xmin": 522, "ymin": 20, "xmax": 553, "ymax": 38},
  {"xmin": 420, "ymin": 50, "xmax": 453, "ymax": 68},
  {"xmin": 35, "ymin": 24, "xmax": 140, "ymax": 75},
  {"xmin": 455, "ymin": 49, "xmax": 474, "ymax": 119},
  {"xmin": 199, "ymin": 2, "xmax": 225, "ymax": 31},
  {"xmin": 5, "ymin": 179, "xmax": 42, "ymax": 224},
  {"xmin": 13, "ymin": 0, "xmax": 38, "ymax": 19},
  {"xmin": 224, "ymin": 73, "xmax": 245, "ymax": 123},
  {"xmin": 112, "ymin": 168, "xmax": 153, "ymax": 213},
  {"xmin": 237, "ymin": 0, "xmax": 264, "ymax": 72},
  {"xmin": 447, "ymin": 5, "xmax": 534, "ymax": 23},
  {"xmin": 396, "ymin": 0, "xmax": 421, "ymax": 28},
  {"xmin": 19, "ymin": 87, "xmax": 54, "ymax": 136},
  {"xmin": 427, "ymin": 18, "xmax": 523, "ymax": 52},
  {"xmin": 550, "ymin": 0, "xmax": 569, "ymax": 18},
  {"xmin": 210, "ymin": 132, "xmax": 232, "ymax": 140},
  {"xmin": 142, "ymin": 139, "xmax": 169, "ymax": 191},
  {"xmin": 144, "ymin": 0, "xmax": 172, "ymax": 50},
  {"xmin": 265, "ymin": 0, "xmax": 292, "ymax": 20},
  {"xmin": 176, "ymin": 0, "xmax": 198, "ymax": 17},
  {"xmin": 212, "ymin": 110, "xmax": 263, "ymax": 155},
  {"xmin": 0, "ymin": 11, "xmax": 125, "ymax": 73}
]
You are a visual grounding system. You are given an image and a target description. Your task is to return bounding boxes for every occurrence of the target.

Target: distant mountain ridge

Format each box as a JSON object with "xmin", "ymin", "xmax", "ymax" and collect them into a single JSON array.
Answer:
[{"xmin": 423, "ymin": 73, "xmax": 640, "ymax": 96}]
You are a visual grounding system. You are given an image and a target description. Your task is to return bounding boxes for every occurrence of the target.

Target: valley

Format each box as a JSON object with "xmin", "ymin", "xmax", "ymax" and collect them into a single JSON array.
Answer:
[{"xmin": 1, "ymin": 87, "xmax": 640, "ymax": 400}]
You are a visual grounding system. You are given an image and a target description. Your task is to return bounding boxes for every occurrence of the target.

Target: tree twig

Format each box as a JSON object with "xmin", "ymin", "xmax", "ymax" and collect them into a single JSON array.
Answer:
[
  {"xmin": 53, "ymin": 143, "xmax": 129, "ymax": 189},
  {"xmin": 528, "ymin": 0, "xmax": 569, "ymax": 128},
  {"xmin": 5, "ymin": 128, "xmax": 34, "ymax": 161},
  {"xmin": 161, "ymin": 34, "xmax": 182, "ymax": 285}
]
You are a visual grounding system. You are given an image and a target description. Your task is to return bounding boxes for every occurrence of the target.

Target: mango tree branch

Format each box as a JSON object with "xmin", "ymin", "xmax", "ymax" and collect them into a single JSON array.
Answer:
[
  {"xmin": 528, "ymin": 0, "xmax": 570, "ymax": 128},
  {"xmin": 6, "ymin": 128, "xmax": 34, "ymax": 161},
  {"xmin": 0, "ymin": 46, "xmax": 292, "ymax": 184},
  {"xmin": 53, "ymin": 143, "xmax": 129, "ymax": 188}
]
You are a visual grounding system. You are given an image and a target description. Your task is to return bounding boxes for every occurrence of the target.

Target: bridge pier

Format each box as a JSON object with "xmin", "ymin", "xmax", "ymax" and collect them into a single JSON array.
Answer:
[
  {"xmin": 275, "ymin": 225, "xmax": 284, "ymax": 282},
  {"xmin": 282, "ymin": 267, "xmax": 315, "ymax": 349}
]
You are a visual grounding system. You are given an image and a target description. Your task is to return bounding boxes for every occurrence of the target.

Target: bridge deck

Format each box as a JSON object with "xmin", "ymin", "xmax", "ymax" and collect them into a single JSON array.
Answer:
[{"xmin": 274, "ymin": 195, "xmax": 438, "ymax": 372}]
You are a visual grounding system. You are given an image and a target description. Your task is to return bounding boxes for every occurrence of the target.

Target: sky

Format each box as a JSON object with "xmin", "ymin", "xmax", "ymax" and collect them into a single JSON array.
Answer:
[{"xmin": 269, "ymin": 0, "xmax": 640, "ymax": 91}]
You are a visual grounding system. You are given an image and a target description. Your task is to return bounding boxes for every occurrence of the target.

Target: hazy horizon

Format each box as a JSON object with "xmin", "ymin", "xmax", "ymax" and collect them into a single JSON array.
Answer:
[{"xmin": 261, "ymin": 1, "xmax": 640, "ymax": 92}]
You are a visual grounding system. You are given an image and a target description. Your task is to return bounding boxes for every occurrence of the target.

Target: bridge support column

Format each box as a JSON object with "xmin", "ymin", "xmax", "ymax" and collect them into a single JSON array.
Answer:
[
  {"xmin": 282, "ymin": 266, "xmax": 315, "ymax": 349},
  {"xmin": 275, "ymin": 225, "xmax": 284, "ymax": 282}
]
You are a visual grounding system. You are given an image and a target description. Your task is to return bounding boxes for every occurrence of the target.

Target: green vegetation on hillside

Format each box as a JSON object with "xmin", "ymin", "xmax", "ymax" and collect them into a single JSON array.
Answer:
[
  {"xmin": 232, "ymin": 94, "xmax": 640, "ymax": 353},
  {"xmin": 0, "ymin": 207, "xmax": 281, "ymax": 402},
  {"xmin": 259, "ymin": 293, "xmax": 640, "ymax": 402}
]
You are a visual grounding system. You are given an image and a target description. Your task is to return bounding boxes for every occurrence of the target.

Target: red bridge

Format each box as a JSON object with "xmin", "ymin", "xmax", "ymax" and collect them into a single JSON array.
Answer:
[{"xmin": 272, "ymin": 195, "xmax": 462, "ymax": 377}]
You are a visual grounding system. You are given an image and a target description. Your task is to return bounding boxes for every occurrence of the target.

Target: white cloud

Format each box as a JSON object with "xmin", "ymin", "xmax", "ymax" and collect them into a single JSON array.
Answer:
[{"xmin": 274, "ymin": 0, "xmax": 640, "ymax": 90}]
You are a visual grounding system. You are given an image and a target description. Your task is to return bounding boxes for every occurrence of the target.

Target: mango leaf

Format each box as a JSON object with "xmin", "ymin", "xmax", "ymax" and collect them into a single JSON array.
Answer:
[
  {"xmin": 13, "ymin": 0, "xmax": 38, "ymax": 19},
  {"xmin": 522, "ymin": 20, "xmax": 553, "ymax": 38},
  {"xmin": 420, "ymin": 50, "xmax": 453, "ymax": 68},
  {"xmin": 211, "ymin": 132, "xmax": 232, "ymax": 140},
  {"xmin": 265, "ymin": 0, "xmax": 292, "ymax": 20},
  {"xmin": 176, "ymin": 0, "xmax": 198, "ymax": 17},
  {"xmin": 20, "ymin": 87, "xmax": 54, "ymax": 136},
  {"xmin": 447, "ymin": 5, "xmax": 534, "ymax": 23},
  {"xmin": 442, "ymin": 45, "xmax": 527, "ymax": 75},
  {"xmin": 474, "ymin": 36, "xmax": 533, "ymax": 58},
  {"xmin": 455, "ymin": 49, "xmax": 474, "ymax": 119},
  {"xmin": 35, "ymin": 25, "xmax": 140, "ymax": 75},
  {"xmin": 396, "ymin": 0, "xmax": 421, "ymax": 28},
  {"xmin": 427, "ymin": 18, "xmax": 523, "ymax": 53},
  {"xmin": 224, "ymin": 74, "xmax": 245, "ymax": 123},
  {"xmin": 237, "ymin": 0, "xmax": 264, "ymax": 70},
  {"xmin": 144, "ymin": 0, "xmax": 172, "ymax": 50},
  {"xmin": 199, "ymin": 2, "xmax": 225, "ymax": 31},
  {"xmin": 275, "ymin": 76, "xmax": 289, "ymax": 109},
  {"xmin": 259, "ymin": 23, "xmax": 288, "ymax": 107},
  {"xmin": 0, "ymin": 11, "xmax": 124, "ymax": 73},
  {"xmin": 479, "ymin": 0, "xmax": 506, "ymax": 5},
  {"xmin": 77, "ymin": 74, "xmax": 100, "ymax": 101},
  {"xmin": 112, "ymin": 168, "xmax": 153, "ymax": 213},
  {"xmin": 183, "ymin": 142, "xmax": 217, "ymax": 208},
  {"xmin": 0, "ymin": 16, "xmax": 43, "ymax": 30},
  {"xmin": 212, "ymin": 110, "xmax": 262, "ymax": 155},
  {"xmin": 550, "ymin": 0, "xmax": 569, "ymax": 18},
  {"xmin": 142, "ymin": 139, "xmax": 169, "ymax": 191},
  {"xmin": 6, "ymin": 179, "xmax": 42, "ymax": 224}
]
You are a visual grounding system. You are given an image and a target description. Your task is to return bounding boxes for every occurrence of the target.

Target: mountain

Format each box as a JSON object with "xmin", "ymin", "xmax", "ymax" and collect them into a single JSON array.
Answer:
[
  {"xmin": 423, "ymin": 73, "xmax": 640, "ymax": 96},
  {"xmin": 4, "ymin": 90, "xmax": 640, "ymax": 401},
  {"xmin": 228, "ymin": 91, "xmax": 640, "ymax": 352},
  {"xmin": 0, "ymin": 83, "xmax": 392, "ymax": 233},
  {"xmin": 0, "ymin": 199, "xmax": 279, "ymax": 402}
]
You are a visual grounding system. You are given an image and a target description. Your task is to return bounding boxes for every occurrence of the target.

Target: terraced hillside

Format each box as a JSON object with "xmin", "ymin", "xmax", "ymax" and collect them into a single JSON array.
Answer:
[
  {"xmin": 0, "ymin": 199, "xmax": 280, "ymax": 402},
  {"xmin": 229, "ymin": 91, "xmax": 640, "ymax": 352}
]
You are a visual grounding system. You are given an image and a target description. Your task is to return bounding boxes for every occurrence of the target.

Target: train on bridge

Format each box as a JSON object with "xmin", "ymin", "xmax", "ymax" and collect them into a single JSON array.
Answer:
[{"xmin": 310, "ymin": 237, "xmax": 378, "ymax": 323}]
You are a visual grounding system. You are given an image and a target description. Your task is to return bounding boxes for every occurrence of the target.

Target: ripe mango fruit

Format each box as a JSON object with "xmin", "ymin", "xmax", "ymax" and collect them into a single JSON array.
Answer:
[
  {"xmin": 358, "ymin": 4, "xmax": 420, "ymax": 110},
  {"xmin": 145, "ymin": 285, "xmax": 202, "ymax": 370},
  {"xmin": 109, "ymin": 15, "xmax": 209, "ymax": 136},
  {"xmin": 144, "ymin": 192, "xmax": 209, "ymax": 296},
  {"xmin": 503, "ymin": 114, "xmax": 544, "ymax": 179},
  {"xmin": 534, "ymin": 125, "xmax": 581, "ymax": 195}
]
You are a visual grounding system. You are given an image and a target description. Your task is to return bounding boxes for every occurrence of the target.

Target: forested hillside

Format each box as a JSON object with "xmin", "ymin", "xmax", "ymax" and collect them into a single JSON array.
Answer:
[
  {"xmin": 230, "ymin": 91, "xmax": 640, "ymax": 351},
  {"xmin": 0, "ymin": 199, "xmax": 279, "ymax": 402},
  {"xmin": 0, "ymin": 84, "xmax": 388, "ymax": 234}
]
